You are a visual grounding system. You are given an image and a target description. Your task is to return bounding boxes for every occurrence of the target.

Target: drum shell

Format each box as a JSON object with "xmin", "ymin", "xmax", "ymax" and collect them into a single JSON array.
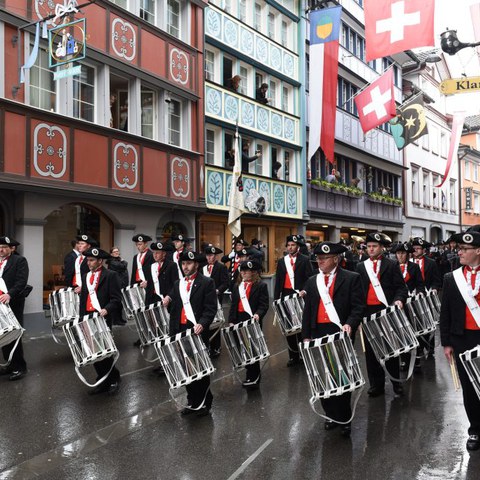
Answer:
[
  {"xmin": 460, "ymin": 345, "xmax": 480, "ymax": 401},
  {"xmin": 62, "ymin": 314, "xmax": 118, "ymax": 367},
  {"xmin": 0, "ymin": 303, "xmax": 23, "ymax": 348},
  {"xmin": 222, "ymin": 318, "xmax": 270, "ymax": 369},
  {"xmin": 300, "ymin": 331, "xmax": 365, "ymax": 400},
  {"xmin": 405, "ymin": 294, "xmax": 437, "ymax": 337},
  {"xmin": 121, "ymin": 284, "xmax": 146, "ymax": 317},
  {"xmin": 272, "ymin": 293, "xmax": 303, "ymax": 336},
  {"xmin": 154, "ymin": 329, "xmax": 215, "ymax": 389},
  {"xmin": 133, "ymin": 302, "xmax": 170, "ymax": 346},
  {"xmin": 49, "ymin": 288, "xmax": 80, "ymax": 327}
]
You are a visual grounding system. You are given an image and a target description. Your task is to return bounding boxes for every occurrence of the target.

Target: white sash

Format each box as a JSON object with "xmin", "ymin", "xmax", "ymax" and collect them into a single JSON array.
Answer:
[
  {"xmin": 151, "ymin": 262, "xmax": 162, "ymax": 297},
  {"xmin": 239, "ymin": 281, "xmax": 254, "ymax": 317},
  {"xmin": 365, "ymin": 259, "xmax": 389, "ymax": 307},
  {"xmin": 179, "ymin": 277, "xmax": 197, "ymax": 325},
  {"xmin": 86, "ymin": 270, "xmax": 102, "ymax": 312},
  {"xmin": 0, "ymin": 257, "xmax": 9, "ymax": 294},
  {"xmin": 136, "ymin": 252, "xmax": 146, "ymax": 282},
  {"xmin": 453, "ymin": 267, "xmax": 480, "ymax": 328},
  {"xmin": 315, "ymin": 273, "xmax": 342, "ymax": 329},
  {"xmin": 203, "ymin": 264, "xmax": 214, "ymax": 277},
  {"xmin": 75, "ymin": 255, "xmax": 83, "ymax": 287},
  {"xmin": 174, "ymin": 250, "xmax": 183, "ymax": 277},
  {"xmin": 284, "ymin": 255, "xmax": 296, "ymax": 290}
]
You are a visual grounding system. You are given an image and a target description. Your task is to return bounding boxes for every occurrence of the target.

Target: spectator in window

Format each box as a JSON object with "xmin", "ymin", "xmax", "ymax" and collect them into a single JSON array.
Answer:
[
  {"xmin": 225, "ymin": 148, "xmax": 235, "ymax": 169},
  {"xmin": 256, "ymin": 83, "xmax": 269, "ymax": 104},
  {"xmin": 272, "ymin": 161, "xmax": 282, "ymax": 179},
  {"xmin": 242, "ymin": 141, "xmax": 262, "ymax": 173},
  {"xmin": 227, "ymin": 75, "xmax": 241, "ymax": 92},
  {"xmin": 325, "ymin": 169, "xmax": 340, "ymax": 183}
]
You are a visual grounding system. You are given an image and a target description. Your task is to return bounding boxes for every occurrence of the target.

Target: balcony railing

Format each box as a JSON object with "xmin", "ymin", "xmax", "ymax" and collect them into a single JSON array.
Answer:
[
  {"xmin": 205, "ymin": 166, "xmax": 303, "ymax": 219},
  {"xmin": 205, "ymin": 82, "xmax": 301, "ymax": 146}
]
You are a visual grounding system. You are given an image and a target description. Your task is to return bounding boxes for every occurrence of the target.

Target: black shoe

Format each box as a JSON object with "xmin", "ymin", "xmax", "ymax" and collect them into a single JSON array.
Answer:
[
  {"xmin": 287, "ymin": 358, "xmax": 300, "ymax": 367},
  {"xmin": 107, "ymin": 381, "xmax": 120, "ymax": 396},
  {"xmin": 88, "ymin": 383, "xmax": 110, "ymax": 395},
  {"xmin": 393, "ymin": 384, "xmax": 404, "ymax": 396},
  {"xmin": 181, "ymin": 407, "xmax": 195, "ymax": 416},
  {"xmin": 196, "ymin": 406, "xmax": 211, "ymax": 417},
  {"xmin": 133, "ymin": 339, "xmax": 141, "ymax": 347},
  {"xmin": 467, "ymin": 435, "xmax": 480, "ymax": 451},
  {"xmin": 367, "ymin": 386, "xmax": 385, "ymax": 397},
  {"xmin": 324, "ymin": 420, "xmax": 338, "ymax": 431},
  {"xmin": 9, "ymin": 370, "xmax": 26, "ymax": 381},
  {"xmin": 341, "ymin": 425, "xmax": 352, "ymax": 437}
]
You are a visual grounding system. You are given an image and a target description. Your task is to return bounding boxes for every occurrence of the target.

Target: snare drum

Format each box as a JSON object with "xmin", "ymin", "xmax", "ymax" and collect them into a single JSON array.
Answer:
[
  {"xmin": 460, "ymin": 345, "xmax": 480, "ymax": 401},
  {"xmin": 405, "ymin": 294, "xmax": 437, "ymax": 337},
  {"xmin": 222, "ymin": 319, "xmax": 270, "ymax": 369},
  {"xmin": 209, "ymin": 303, "xmax": 226, "ymax": 331},
  {"xmin": 425, "ymin": 290, "xmax": 441, "ymax": 323},
  {"xmin": 49, "ymin": 288, "xmax": 80, "ymax": 327},
  {"xmin": 362, "ymin": 305, "xmax": 419, "ymax": 366},
  {"xmin": 154, "ymin": 329, "xmax": 215, "ymax": 390},
  {"xmin": 121, "ymin": 284, "xmax": 146, "ymax": 318},
  {"xmin": 300, "ymin": 331, "xmax": 365, "ymax": 400},
  {"xmin": 272, "ymin": 293, "xmax": 303, "ymax": 336},
  {"xmin": 133, "ymin": 302, "xmax": 170, "ymax": 347},
  {"xmin": 0, "ymin": 303, "xmax": 24, "ymax": 352}
]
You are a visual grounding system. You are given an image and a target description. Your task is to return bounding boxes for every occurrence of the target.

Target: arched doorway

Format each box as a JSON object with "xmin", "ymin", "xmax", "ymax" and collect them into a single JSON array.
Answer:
[
  {"xmin": 43, "ymin": 204, "xmax": 113, "ymax": 297},
  {"xmin": 158, "ymin": 221, "xmax": 188, "ymax": 242},
  {"xmin": 430, "ymin": 226, "xmax": 442, "ymax": 244}
]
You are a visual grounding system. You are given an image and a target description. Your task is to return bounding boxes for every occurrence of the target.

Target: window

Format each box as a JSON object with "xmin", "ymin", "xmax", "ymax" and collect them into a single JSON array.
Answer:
[
  {"xmin": 268, "ymin": 12, "xmax": 275, "ymax": 40},
  {"xmin": 441, "ymin": 131, "xmax": 448, "ymax": 157},
  {"xmin": 239, "ymin": 0, "xmax": 247, "ymax": 22},
  {"xmin": 284, "ymin": 150, "xmax": 291, "ymax": 182},
  {"xmin": 475, "ymin": 164, "xmax": 479, "ymax": 183},
  {"xmin": 168, "ymin": 99, "xmax": 181, "ymax": 146},
  {"xmin": 205, "ymin": 50, "xmax": 215, "ymax": 81},
  {"xmin": 110, "ymin": 73, "xmax": 129, "ymax": 131},
  {"xmin": 432, "ymin": 175, "xmax": 440, "ymax": 208},
  {"xmin": 412, "ymin": 167, "xmax": 419, "ymax": 203},
  {"xmin": 140, "ymin": 0, "xmax": 155, "ymax": 23},
  {"xmin": 282, "ymin": 86, "xmax": 289, "ymax": 111},
  {"xmin": 465, "ymin": 160, "xmax": 471, "ymax": 180},
  {"xmin": 255, "ymin": 3, "xmax": 262, "ymax": 31},
  {"xmin": 269, "ymin": 80, "xmax": 276, "ymax": 108},
  {"xmin": 254, "ymin": 143, "xmax": 263, "ymax": 175},
  {"xmin": 206, "ymin": 129, "xmax": 215, "ymax": 164},
  {"xmin": 72, "ymin": 65, "xmax": 95, "ymax": 122},
  {"xmin": 110, "ymin": 0, "xmax": 128, "ymax": 7},
  {"xmin": 167, "ymin": 0, "xmax": 181, "ymax": 38},
  {"xmin": 281, "ymin": 20, "xmax": 288, "ymax": 47},
  {"xmin": 475, "ymin": 193, "xmax": 480, "ymax": 214},
  {"xmin": 224, "ymin": 0, "xmax": 232, "ymax": 14},
  {"xmin": 450, "ymin": 180, "xmax": 456, "ymax": 212},
  {"xmin": 29, "ymin": 46, "xmax": 56, "ymax": 112},
  {"xmin": 337, "ymin": 78, "xmax": 358, "ymax": 116},
  {"xmin": 422, "ymin": 172, "xmax": 429, "ymax": 206},
  {"xmin": 141, "ymin": 89, "xmax": 155, "ymax": 139},
  {"xmin": 239, "ymin": 65, "xmax": 248, "ymax": 95}
]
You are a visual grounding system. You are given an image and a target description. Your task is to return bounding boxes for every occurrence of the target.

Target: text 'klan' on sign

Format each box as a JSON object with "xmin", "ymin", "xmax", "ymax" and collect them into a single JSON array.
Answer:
[{"xmin": 440, "ymin": 77, "xmax": 480, "ymax": 96}]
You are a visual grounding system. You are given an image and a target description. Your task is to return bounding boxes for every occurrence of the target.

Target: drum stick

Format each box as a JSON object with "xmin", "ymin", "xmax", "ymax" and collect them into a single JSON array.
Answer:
[
  {"xmin": 449, "ymin": 356, "xmax": 461, "ymax": 391},
  {"xmin": 359, "ymin": 325, "xmax": 366, "ymax": 353}
]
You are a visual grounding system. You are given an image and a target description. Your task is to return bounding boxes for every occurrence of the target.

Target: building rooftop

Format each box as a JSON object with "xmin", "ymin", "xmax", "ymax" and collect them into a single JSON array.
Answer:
[{"xmin": 465, "ymin": 115, "xmax": 480, "ymax": 132}]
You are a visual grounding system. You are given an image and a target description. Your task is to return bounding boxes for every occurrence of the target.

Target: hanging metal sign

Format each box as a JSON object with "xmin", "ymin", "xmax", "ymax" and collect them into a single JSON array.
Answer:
[{"xmin": 48, "ymin": 18, "xmax": 86, "ymax": 68}]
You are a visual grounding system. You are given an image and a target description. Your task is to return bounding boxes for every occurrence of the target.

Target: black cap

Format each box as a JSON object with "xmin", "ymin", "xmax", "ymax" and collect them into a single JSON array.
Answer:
[
  {"xmin": 179, "ymin": 251, "xmax": 204, "ymax": 262},
  {"xmin": 365, "ymin": 232, "xmax": 390, "ymax": 246},
  {"xmin": 285, "ymin": 235, "xmax": 301, "ymax": 246},
  {"xmin": 204, "ymin": 246, "xmax": 223, "ymax": 255},
  {"xmin": 132, "ymin": 234, "xmax": 152, "ymax": 242},
  {"xmin": 172, "ymin": 234, "xmax": 186, "ymax": 242},
  {"xmin": 313, "ymin": 242, "xmax": 348, "ymax": 256},
  {"xmin": 235, "ymin": 238, "xmax": 248, "ymax": 247},
  {"xmin": 83, "ymin": 247, "xmax": 111, "ymax": 259},
  {"xmin": 239, "ymin": 260, "xmax": 262, "ymax": 271},
  {"xmin": 76, "ymin": 234, "xmax": 97, "ymax": 246},
  {"xmin": 238, "ymin": 248, "xmax": 250, "ymax": 257},
  {"xmin": 0, "ymin": 236, "xmax": 15, "ymax": 246},
  {"xmin": 451, "ymin": 232, "xmax": 480, "ymax": 247},
  {"xmin": 150, "ymin": 242, "xmax": 173, "ymax": 252},
  {"xmin": 251, "ymin": 238, "xmax": 261, "ymax": 246},
  {"xmin": 411, "ymin": 237, "xmax": 431, "ymax": 249},
  {"xmin": 392, "ymin": 242, "xmax": 413, "ymax": 254}
]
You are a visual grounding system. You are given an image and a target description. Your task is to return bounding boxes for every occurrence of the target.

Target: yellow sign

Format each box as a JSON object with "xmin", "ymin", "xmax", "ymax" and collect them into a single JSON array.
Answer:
[{"xmin": 440, "ymin": 77, "xmax": 480, "ymax": 95}]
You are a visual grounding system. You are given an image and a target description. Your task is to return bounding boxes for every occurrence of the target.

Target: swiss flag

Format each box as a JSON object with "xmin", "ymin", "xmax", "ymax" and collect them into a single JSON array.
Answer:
[
  {"xmin": 355, "ymin": 69, "xmax": 396, "ymax": 134},
  {"xmin": 365, "ymin": 0, "xmax": 435, "ymax": 61}
]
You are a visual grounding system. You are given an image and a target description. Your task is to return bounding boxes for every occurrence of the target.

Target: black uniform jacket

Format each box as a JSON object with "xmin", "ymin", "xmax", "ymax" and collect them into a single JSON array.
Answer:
[
  {"xmin": 79, "ymin": 268, "xmax": 122, "ymax": 320},
  {"xmin": 207, "ymin": 261, "xmax": 229, "ymax": 297},
  {"xmin": 302, "ymin": 269, "xmax": 365, "ymax": 339},
  {"xmin": 168, "ymin": 273, "xmax": 217, "ymax": 335},
  {"xmin": 229, "ymin": 281, "xmax": 269, "ymax": 325},
  {"xmin": 130, "ymin": 250, "xmax": 155, "ymax": 285},
  {"xmin": 417, "ymin": 256, "xmax": 442, "ymax": 290},
  {"xmin": 355, "ymin": 256, "xmax": 408, "ymax": 305},
  {"xmin": 440, "ymin": 268, "xmax": 479, "ymax": 346},
  {"xmin": 400, "ymin": 261, "xmax": 425, "ymax": 295},
  {"xmin": 274, "ymin": 253, "xmax": 313, "ymax": 299},
  {"xmin": 1, "ymin": 254, "xmax": 29, "ymax": 306},
  {"xmin": 145, "ymin": 259, "xmax": 179, "ymax": 305}
]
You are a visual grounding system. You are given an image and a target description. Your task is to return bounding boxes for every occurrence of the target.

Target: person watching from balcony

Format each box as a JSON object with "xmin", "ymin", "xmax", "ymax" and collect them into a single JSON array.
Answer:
[
  {"xmin": 272, "ymin": 161, "xmax": 282, "ymax": 180},
  {"xmin": 325, "ymin": 169, "xmax": 340, "ymax": 183},
  {"xmin": 256, "ymin": 83, "xmax": 269, "ymax": 105},
  {"xmin": 226, "ymin": 75, "xmax": 241, "ymax": 92},
  {"xmin": 242, "ymin": 141, "xmax": 262, "ymax": 173},
  {"xmin": 225, "ymin": 148, "xmax": 235, "ymax": 169}
]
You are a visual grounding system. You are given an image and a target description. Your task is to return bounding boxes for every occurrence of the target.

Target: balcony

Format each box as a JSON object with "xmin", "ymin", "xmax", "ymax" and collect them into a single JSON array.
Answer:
[
  {"xmin": 308, "ymin": 184, "xmax": 403, "ymax": 225},
  {"xmin": 205, "ymin": 166, "xmax": 303, "ymax": 219},
  {"xmin": 205, "ymin": 82, "xmax": 301, "ymax": 146},
  {"xmin": 205, "ymin": 6, "xmax": 299, "ymax": 82}
]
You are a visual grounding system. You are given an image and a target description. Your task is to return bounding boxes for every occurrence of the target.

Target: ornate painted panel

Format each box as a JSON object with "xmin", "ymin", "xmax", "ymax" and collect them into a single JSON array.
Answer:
[
  {"xmin": 113, "ymin": 141, "xmax": 139, "ymax": 190},
  {"xmin": 111, "ymin": 16, "xmax": 137, "ymax": 62},
  {"xmin": 32, "ymin": 122, "xmax": 68, "ymax": 179}
]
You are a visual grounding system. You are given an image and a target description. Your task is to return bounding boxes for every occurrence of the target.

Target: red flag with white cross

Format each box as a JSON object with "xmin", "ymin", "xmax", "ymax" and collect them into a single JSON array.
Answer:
[
  {"xmin": 365, "ymin": 0, "xmax": 435, "ymax": 61},
  {"xmin": 354, "ymin": 69, "xmax": 396, "ymax": 133}
]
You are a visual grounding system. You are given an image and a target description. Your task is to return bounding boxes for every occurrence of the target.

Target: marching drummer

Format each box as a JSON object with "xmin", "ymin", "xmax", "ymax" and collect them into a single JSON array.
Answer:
[
  {"xmin": 222, "ymin": 238, "xmax": 249, "ymax": 287},
  {"xmin": 80, "ymin": 247, "xmax": 122, "ymax": 395},
  {"xmin": 0, "ymin": 236, "xmax": 29, "ymax": 381},
  {"xmin": 274, "ymin": 235, "xmax": 313, "ymax": 367},
  {"xmin": 68, "ymin": 234, "xmax": 96, "ymax": 291},
  {"xmin": 203, "ymin": 245, "xmax": 229, "ymax": 358},
  {"xmin": 131, "ymin": 233, "xmax": 154, "ymax": 288},
  {"xmin": 441, "ymin": 231, "xmax": 480, "ymax": 451},
  {"xmin": 163, "ymin": 251, "xmax": 217, "ymax": 417},
  {"xmin": 145, "ymin": 241, "xmax": 178, "ymax": 306},
  {"xmin": 302, "ymin": 242, "xmax": 364, "ymax": 436},
  {"xmin": 356, "ymin": 232, "xmax": 408, "ymax": 397},
  {"xmin": 229, "ymin": 260, "xmax": 269, "ymax": 389},
  {"xmin": 171, "ymin": 233, "xmax": 187, "ymax": 277}
]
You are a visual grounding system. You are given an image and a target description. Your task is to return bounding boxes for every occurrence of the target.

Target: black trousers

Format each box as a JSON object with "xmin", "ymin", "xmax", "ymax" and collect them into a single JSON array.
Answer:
[
  {"xmin": 186, "ymin": 376, "xmax": 213, "ymax": 409},
  {"xmin": 2, "ymin": 300, "xmax": 27, "ymax": 372},
  {"xmin": 364, "ymin": 305, "xmax": 400, "ymax": 389},
  {"xmin": 311, "ymin": 323, "xmax": 353, "ymax": 423},
  {"xmin": 209, "ymin": 295, "xmax": 224, "ymax": 353},
  {"xmin": 450, "ymin": 330, "xmax": 480, "ymax": 435}
]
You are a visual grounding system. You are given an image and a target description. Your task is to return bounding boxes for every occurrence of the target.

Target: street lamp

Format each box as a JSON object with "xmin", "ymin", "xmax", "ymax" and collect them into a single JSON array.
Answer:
[{"xmin": 440, "ymin": 29, "xmax": 480, "ymax": 56}]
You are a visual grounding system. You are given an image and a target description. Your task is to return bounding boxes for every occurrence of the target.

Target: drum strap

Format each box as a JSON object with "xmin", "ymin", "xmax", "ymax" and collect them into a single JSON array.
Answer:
[
  {"xmin": 179, "ymin": 278, "xmax": 197, "ymax": 325},
  {"xmin": 284, "ymin": 255, "xmax": 296, "ymax": 291},
  {"xmin": 239, "ymin": 282, "xmax": 254, "ymax": 317},
  {"xmin": 174, "ymin": 250, "xmax": 184, "ymax": 277},
  {"xmin": 316, "ymin": 273, "xmax": 342, "ymax": 330},
  {"xmin": 136, "ymin": 252, "xmax": 147, "ymax": 282},
  {"xmin": 364, "ymin": 259, "xmax": 389, "ymax": 307},
  {"xmin": 86, "ymin": 271, "xmax": 102, "ymax": 312},
  {"xmin": 453, "ymin": 267, "xmax": 480, "ymax": 328},
  {"xmin": 151, "ymin": 263, "xmax": 162, "ymax": 297},
  {"xmin": 74, "ymin": 255, "xmax": 83, "ymax": 287}
]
